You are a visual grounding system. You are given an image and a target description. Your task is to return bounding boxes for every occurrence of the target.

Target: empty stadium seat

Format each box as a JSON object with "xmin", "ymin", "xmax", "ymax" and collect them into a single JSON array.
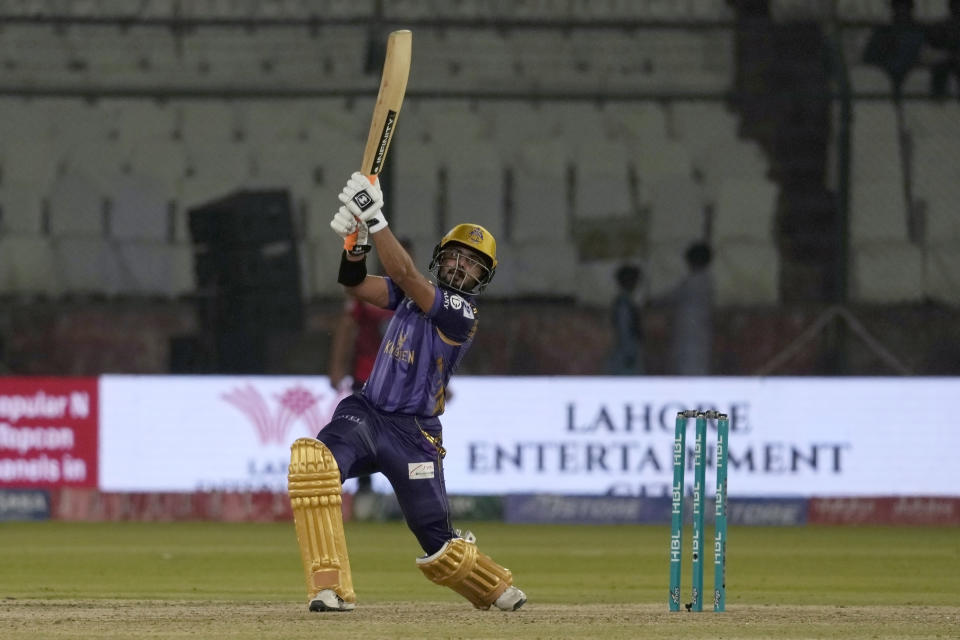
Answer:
[
  {"xmin": 101, "ymin": 99, "xmax": 178, "ymax": 155},
  {"xmin": 572, "ymin": 141, "xmax": 633, "ymax": 221},
  {"xmin": 114, "ymin": 241, "xmax": 194, "ymax": 297},
  {"xmin": 180, "ymin": 142, "xmax": 252, "ymax": 212},
  {"xmin": 178, "ymin": 100, "xmax": 242, "ymax": 143},
  {"xmin": 851, "ymin": 102, "xmax": 902, "ymax": 182},
  {"xmin": 389, "ymin": 137, "xmax": 441, "ymax": 241},
  {"xmin": 444, "ymin": 142, "xmax": 505, "ymax": 240},
  {"xmin": 712, "ymin": 178, "xmax": 778, "ymax": 242},
  {"xmin": 496, "ymin": 239, "xmax": 579, "ymax": 298},
  {"xmin": 848, "ymin": 65, "xmax": 894, "ymax": 94},
  {"xmin": 849, "ymin": 241, "xmax": 924, "ymax": 303},
  {"xmin": 0, "ymin": 234, "xmax": 61, "ymax": 296},
  {"xmin": 849, "ymin": 180, "xmax": 909, "ymax": 242},
  {"xmin": 648, "ymin": 175, "xmax": 707, "ymax": 243},
  {"xmin": 51, "ymin": 237, "xmax": 125, "ymax": 295},
  {"xmin": 109, "ymin": 172, "xmax": 173, "ymax": 241},
  {"xmin": 713, "ymin": 240, "xmax": 780, "ymax": 306},
  {"xmin": 509, "ymin": 140, "xmax": 569, "ymax": 242},
  {"xmin": 925, "ymin": 245, "xmax": 960, "ymax": 305},
  {"xmin": 0, "ymin": 182, "xmax": 44, "ymax": 234},
  {"xmin": 124, "ymin": 137, "xmax": 187, "ymax": 198},
  {"xmin": 48, "ymin": 170, "xmax": 107, "ymax": 236}
]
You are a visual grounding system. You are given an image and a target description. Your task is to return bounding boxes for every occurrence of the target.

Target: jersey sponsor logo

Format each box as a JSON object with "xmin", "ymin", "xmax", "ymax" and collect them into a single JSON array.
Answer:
[
  {"xmin": 449, "ymin": 295, "xmax": 463, "ymax": 310},
  {"xmin": 463, "ymin": 304, "xmax": 475, "ymax": 319},
  {"xmin": 383, "ymin": 331, "xmax": 415, "ymax": 364},
  {"xmin": 408, "ymin": 461, "xmax": 435, "ymax": 480}
]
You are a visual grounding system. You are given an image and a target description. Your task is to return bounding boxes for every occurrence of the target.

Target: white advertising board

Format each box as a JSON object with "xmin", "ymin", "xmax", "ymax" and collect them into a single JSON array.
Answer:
[
  {"xmin": 100, "ymin": 376, "xmax": 349, "ymax": 492},
  {"xmin": 100, "ymin": 376, "xmax": 960, "ymax": 496}
]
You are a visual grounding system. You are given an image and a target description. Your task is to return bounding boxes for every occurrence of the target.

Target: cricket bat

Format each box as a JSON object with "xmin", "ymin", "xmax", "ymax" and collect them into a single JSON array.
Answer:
[
  {"xmin": 361, "ymin": 29, "xmax": 412, "ymax": 183},
  {"xmin": 347, "ymin": 29, "xmax": 412, "ymax": 254}
]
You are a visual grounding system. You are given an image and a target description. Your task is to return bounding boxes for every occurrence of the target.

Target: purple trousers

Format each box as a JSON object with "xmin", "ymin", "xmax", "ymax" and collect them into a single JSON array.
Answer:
[{"xmin": 317, "ymin": 393, "xmax": 454, "ymax": 555}]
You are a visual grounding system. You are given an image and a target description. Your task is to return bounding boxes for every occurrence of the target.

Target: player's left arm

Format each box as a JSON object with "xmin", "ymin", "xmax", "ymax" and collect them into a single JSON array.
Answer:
[{"xmin": 332, "ymin": 172, "xmax": 435, "ymax": 313}]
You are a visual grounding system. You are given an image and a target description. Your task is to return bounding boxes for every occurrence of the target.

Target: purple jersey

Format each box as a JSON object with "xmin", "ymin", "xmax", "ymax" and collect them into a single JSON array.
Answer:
[{"xmin": 361, "ymin": 278, "xmax": 478, "ymax": 417}]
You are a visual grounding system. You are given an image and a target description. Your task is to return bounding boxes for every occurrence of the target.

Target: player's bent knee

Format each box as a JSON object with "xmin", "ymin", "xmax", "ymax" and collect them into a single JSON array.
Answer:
[
  {"xmin": 416, "ymin": 537, "xmax": 513, "ymax": 609},
  {"xmin": 288, "ymin": 438, "xmax": 355, "ymax": 605}
]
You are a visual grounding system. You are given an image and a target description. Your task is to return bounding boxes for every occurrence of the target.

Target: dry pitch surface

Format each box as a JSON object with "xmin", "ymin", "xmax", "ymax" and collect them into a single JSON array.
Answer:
[
  {"xmin": 3, "ymin": 600, "xmax": 958, "ymax": 639},
  {"xmin": 1, "ymin": 521, "xmax": 958, "ymax": 639}
]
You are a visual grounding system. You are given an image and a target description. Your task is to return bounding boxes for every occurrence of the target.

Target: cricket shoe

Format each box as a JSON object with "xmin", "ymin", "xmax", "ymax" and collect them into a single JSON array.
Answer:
[
  {"xmin": 309, "ymin": 589, "xmax": 356, "ymax": 612},
  {"xmin": 493, "ymin": 586, "xmax": 527, "ymax": 611}
]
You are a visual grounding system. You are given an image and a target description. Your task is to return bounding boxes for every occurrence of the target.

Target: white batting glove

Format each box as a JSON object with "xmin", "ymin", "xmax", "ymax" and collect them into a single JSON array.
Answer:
[
  {"xmin": 330, "ymin": 206, "xmax": 358, "ymax": 238},
  {"xmin": 339, "ymin": 172, "xmax": 383, "ymax": 221}
]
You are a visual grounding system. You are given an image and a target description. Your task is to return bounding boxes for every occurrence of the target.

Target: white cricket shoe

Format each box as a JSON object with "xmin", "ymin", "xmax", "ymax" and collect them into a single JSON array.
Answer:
[
  {"xmin": 309, "ymin": 589, "xmax": 356, "ymax": 612},
  {"xmin": 494, "ymin": 586, "xmax": 527, "ymax": 611}
]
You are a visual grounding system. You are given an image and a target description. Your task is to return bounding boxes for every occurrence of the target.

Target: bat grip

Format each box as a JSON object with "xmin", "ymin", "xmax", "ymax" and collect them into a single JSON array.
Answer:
[{"xmin": 366, "ymin": 174, "xmax": 377, "ymax": 185}]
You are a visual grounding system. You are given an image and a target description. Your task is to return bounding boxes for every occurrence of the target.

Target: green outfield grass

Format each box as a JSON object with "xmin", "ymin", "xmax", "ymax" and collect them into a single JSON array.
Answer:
[{"xmin": 0, "ymin": 521, "xmax": 957, "ymax": 639}]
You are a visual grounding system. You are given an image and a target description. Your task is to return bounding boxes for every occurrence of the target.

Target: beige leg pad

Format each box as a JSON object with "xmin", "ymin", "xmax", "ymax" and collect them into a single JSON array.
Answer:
[
  {"xmin": 287, "ymin": 438, "xmax": 355, "ymax": 604},
  {"xmin": 416, "ymin": 537, "xmax": 513, "ymax": 609}
]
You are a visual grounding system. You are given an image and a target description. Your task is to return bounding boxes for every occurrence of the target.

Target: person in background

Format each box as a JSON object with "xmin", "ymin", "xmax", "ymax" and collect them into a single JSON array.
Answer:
[
  {"xmin": 608, "ymin": 263, "xmax": 644, "ymax": 375},
  {"xmin": 666, "ymin": 242, "xmax": 714, "ymax": 376}
]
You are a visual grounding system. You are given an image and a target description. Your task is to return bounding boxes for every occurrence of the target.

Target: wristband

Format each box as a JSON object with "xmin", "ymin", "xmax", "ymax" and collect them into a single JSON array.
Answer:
[
  {"xmin": 365, "ymin": 212, "xmax": 389, "ymax": 234},
  {"xmin": 337, "ymin": 251, "xmax": 367, "ymax": 286}
]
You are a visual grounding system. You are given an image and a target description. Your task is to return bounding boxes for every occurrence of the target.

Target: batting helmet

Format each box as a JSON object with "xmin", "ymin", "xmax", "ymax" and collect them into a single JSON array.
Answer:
[{"xmin": 429, "ymin": 223, "xmax": 497, "ymax": 295}]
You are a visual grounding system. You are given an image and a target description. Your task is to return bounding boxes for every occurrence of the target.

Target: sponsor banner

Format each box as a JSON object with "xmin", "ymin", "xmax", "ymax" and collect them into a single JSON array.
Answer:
[
  {"xmin": 51, "ymin": 489, "xmax": 301, "ymax": 522},
  {"xmin": 505, "ymin": 494, "xmax": 671, "ymax": 524},
  {"xmin": 440, "ymin": 377, "xmax": 960, "ymax": 497},
  {"xmin": 728, "ymin": 498, "xmax": 807, "ymax": 526},
  {"xmin": 98, "ymin": 376, "xmax": 960, "ymax": 498},
  {"xmin": 448, "ymin": 495, "xmax": 504, "ymax": 521},
  {"xmin": 375, "ymin": 494, "xmax": 503, "ymax": 522},
  {"xmin": 808, "ymin": 497, "xmax": 960, "ymax": 526},
  {"xmin": 504, "ymin": 495, "xmax": 808, "ymax": 526},
  {"xmin": 0, "ymin": 377, "xmax": 98, "ymax": 489},
  {"xmin": 0, "ymin": 488, "xmax": 51, "ymax": 521},
  {"xmin": 100, "ymin": 376, "xmax": 348, "ymax": 492}
]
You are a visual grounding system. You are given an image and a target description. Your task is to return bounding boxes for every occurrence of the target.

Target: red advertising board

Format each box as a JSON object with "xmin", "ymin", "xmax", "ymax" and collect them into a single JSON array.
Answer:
[
  {"xmin": 0, "ymin": 378, "xmax": 98, "ymax": 489},
  {"xmin": 808, "ymin": 497, "xmax": 960, "ymax": 526}
]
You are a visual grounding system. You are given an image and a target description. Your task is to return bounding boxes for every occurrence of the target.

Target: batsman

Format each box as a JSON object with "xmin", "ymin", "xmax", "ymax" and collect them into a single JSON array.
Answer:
[{"xmin": 287, "ymin": 171, "xmax": 527, "ymax": 613}]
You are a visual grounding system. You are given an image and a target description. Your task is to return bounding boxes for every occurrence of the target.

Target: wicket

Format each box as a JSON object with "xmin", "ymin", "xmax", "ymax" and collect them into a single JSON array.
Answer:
[{"xmin": 669, "ymin": 409, "xmax": 729, "ymax": 612}]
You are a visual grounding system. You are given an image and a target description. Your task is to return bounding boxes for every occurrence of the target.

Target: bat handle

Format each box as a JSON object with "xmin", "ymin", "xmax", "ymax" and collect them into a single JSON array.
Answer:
[{"xmin": 366, "ymin": 174, "xmax": 377, "ymax": 185}]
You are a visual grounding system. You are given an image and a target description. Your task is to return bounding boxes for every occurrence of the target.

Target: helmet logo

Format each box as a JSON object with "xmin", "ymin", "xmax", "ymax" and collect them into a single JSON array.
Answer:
[{"xmin": 467, "ymin": 227, "xmax": 484, "ymax": 244}]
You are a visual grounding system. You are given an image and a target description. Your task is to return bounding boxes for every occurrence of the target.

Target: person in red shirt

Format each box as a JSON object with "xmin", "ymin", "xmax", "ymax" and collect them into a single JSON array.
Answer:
[{"xmin": 329, "ymin": 298, "xmax": 395, "ymax": 393}]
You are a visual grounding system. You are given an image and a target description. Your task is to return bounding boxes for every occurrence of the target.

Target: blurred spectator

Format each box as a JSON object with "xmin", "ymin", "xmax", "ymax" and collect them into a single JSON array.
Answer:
[
  {"xmin": 608, "ymin": 263, "xmax": 645, "ymax": 375},
  {"xmin": 665, "ymin": 242, "xmax": 714, "ymax": 376},
  {"xmin": 862, "ymin": 0, "xmax": 926, "ymax": 95},
  {"xmin": 926, "ymin": 0, "xmax": 960, "ymax": 100}
]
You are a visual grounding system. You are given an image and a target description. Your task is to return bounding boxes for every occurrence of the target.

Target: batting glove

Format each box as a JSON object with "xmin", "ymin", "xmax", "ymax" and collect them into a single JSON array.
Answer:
[
  {"xmin": 330, "ymin": 205, "xmax": 358, "ymax": 238},
  {"xmin": 339, "ymin": 172, "xmax": 383, "ymax": 221}
]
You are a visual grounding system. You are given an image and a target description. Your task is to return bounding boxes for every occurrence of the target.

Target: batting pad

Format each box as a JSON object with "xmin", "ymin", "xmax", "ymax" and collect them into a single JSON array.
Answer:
[
  {"xmin": 416, "ymin": 537, "xmax": 513, "ymax": 609},
  {"xmin": 288, "ymin": 438, "xmax": 355, "ymax": 604}
]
